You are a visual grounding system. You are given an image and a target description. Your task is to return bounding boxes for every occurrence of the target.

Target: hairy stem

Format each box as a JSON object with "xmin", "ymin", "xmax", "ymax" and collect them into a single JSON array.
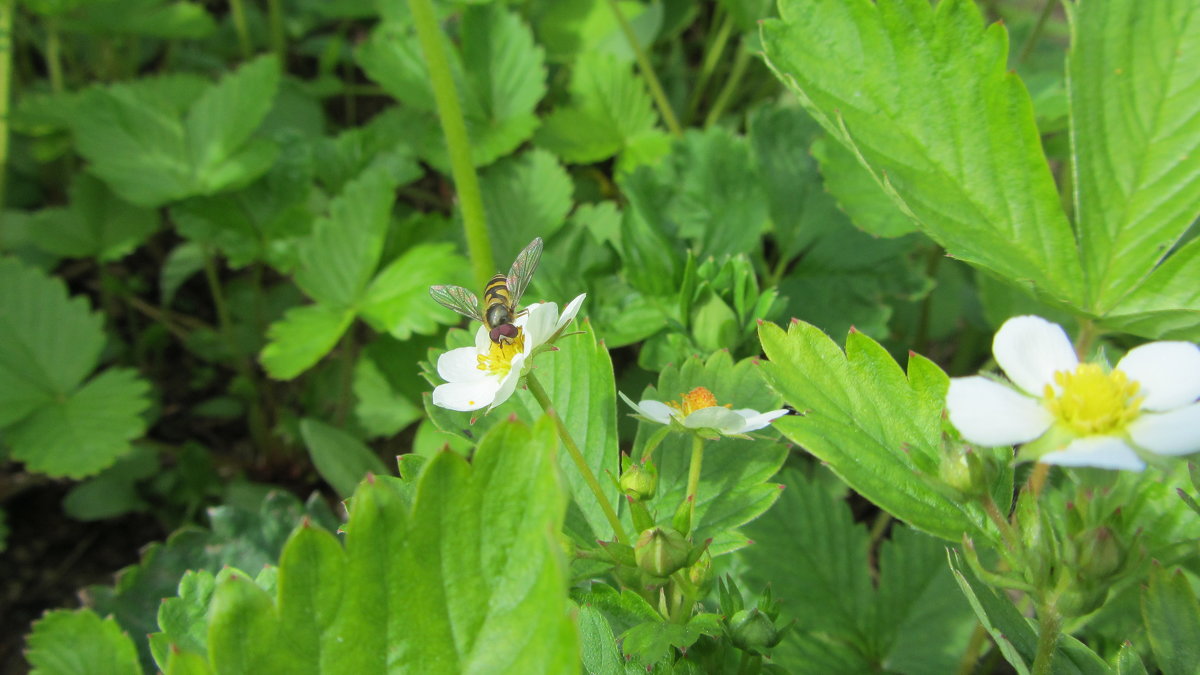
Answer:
[
  {"xmin": 408, "ymin": 0, "xmax": 494, "ymax": 288},
  {"xmin": 602, "ymin": 0, "xmax": 682, "ymax": 137},
  {"xmin": 526, "ymin": 372, "xmax": 628, "ymax": 544},
  {"xmin": 686, "ymin": 434, "xmax": 705, "ymax": 535},
  {"xmin": 1031, "ymin": 600, "xmax": 1062, "ymax": 675}
]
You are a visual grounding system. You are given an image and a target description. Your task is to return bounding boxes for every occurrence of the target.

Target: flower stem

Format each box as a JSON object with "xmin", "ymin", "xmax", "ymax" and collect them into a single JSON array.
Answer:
[
  {"xmin": 602, "ymin": 0, "xmax": 682, "ymax": 137},
  {"xmin": 1031, "ymin": 601, "xmax": 1062, "ymax": 675},
  {"xmin": 0, "ymin": 0, "xmax": 13, "ymax": 212},
  {"xmin": 408, "ymin": 0, "xmax": 494, "ymax": 289},
  {"xmin": 45, "ymin": 19, "xmax": 65, "ymax": 93},
  {"xmin": 1027, "ymin": 461, "xmax": 1050, "ymax": 499},
  {"xmin": 526, "ymin": 372, "xmax": 628, "ymax": 545},
  {"xmin": 684, "ymin": 8, "xmax": 733, "ymax": 124},
  {"xmin": 703, "ymin": 42, "xmax": 750, "ymax": 128},
  {"xmin": 228, "ymin": 0, "xmax": 252, "ymax": 60},
  {"xmin": 686, "ymin": 434, "xmax": 705, "ymax": 535},
  {"xmin": 266, "ymin": 0, "xmax": 286, "ymax": 60}
]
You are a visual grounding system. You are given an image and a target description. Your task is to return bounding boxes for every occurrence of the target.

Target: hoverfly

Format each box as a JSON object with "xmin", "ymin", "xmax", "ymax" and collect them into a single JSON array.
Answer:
[{"xmin": 429, "ymin": 237, "xmax": 543, "ymax": 345}]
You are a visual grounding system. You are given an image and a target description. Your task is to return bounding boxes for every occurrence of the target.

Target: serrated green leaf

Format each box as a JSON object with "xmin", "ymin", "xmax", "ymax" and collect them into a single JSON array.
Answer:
[
  {"xmin": 619, "ymin": 617, "xmax": 719, "ymax": 667},
  {"xmin": 1069, "ymin": 0, "xmax": 1200, "ymax": 315},
  {"xmin": 1100, "ymin": 235, "xmax": 1200, "ymax": 341},
  {"xmin": 535, "ymin": 52, "xmax": 661, "ymax": 166},
  {"xmin": 579, "ymin": 605, "xmax": 634, "ymax": 675},
  {"xmin": 757, "ymin": 320, "xmax": 994, "ymax": 542},
  {"xmin": 299, "ymin": 418, "xmax": 389, "ymax": 499},
  {"xmin": 203, "ymin": 418, "xmax": 578, "ymax": 673},
  {"xmin": 1141, "ymin": 564, "xmax": 1200, "ymax": 675},
  {"xmin": 353, "ymin": 355, "xmax": 422, "ymax": 438},
  {"xmin": 26, "ymin": 609, "xmax": 141, "ymax": 675},
  {"xmin": 359, "ymin": 242, "xmax": 469, "ymax": 340},
  {"xmin": 63, "ymin": 444, "xmax": 158, "ymax": 520},
  {"xmin": 8, "ymin": 368, "xmax": 150, "ymax": 479},
  {"xmin": 746, "ymin": 103, "xmax": 829, "ymax": 262},
  {"xmin": 533, "ymin": 0, "xmax": 661, "ymax": 64},
  {"xmin": 259, "ymin": 304, "xmax": 354, "ymax": 380},
  {"xmin": 357, "ymin": 4, "xmax": 545, "ymax": 169},
  {"xmin": 71, "ymin": 56, "xmax": 280, "ymax": 207},
  {"xmin": 294, "ymin": 168, "xmax": 395, "ymax": 307},
  {"xmin": 29, "ymin": 174, "xmax": 158, "ymax": 261},
  {"xmin": 811, "ymin": 135, "xmax": 917, "ymax": 238},
  {"xmin": 480, "ymin": 150, "xmax": 573, "ymax": 269},
  {"xmin": 164, "ymin": 647, "xmax": 213, "ymax": 675},
  {"xmin": 762, "ymin": 0, "xmax": 1083, "ymax": 307}
]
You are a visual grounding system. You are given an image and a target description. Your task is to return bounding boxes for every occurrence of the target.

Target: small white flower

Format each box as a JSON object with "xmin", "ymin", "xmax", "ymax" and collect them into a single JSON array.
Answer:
[
  {"xmin": 431, "ymin": 294, "xmax": 585, "ymax": 412},
  {"xmin": 619, "ymin": 386, "xmax": 789, "ymax": 436},
  {"xmin": 946, "ymin": 315, "xmax": 1200, "ymax": 471}
]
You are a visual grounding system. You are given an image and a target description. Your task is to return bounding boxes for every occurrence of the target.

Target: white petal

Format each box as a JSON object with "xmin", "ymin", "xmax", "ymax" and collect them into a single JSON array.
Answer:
[
  {"xmin": 946, "ymin": 376, "xmax": 1053, "ymax": 446},
  {"xmin": 555, "ymin": 294, "xmax": 587, "ymax": 332},
  {"xmin": 487, "ymin": 354, "xmax": 526, "ymax": 411},
  {"xmin": 732, "ymin": 408, "xmax": 790, "ymax": 432},
  {"xmin": 1039, "ymin": 436, "xmax": 1145, "ymax": 471},
  {"xmin": 1128, "ymin": 403, "xmax": 1200, "ymax": 456},
  {"xmin": 635, "ymin": 399, "xmax": 675, "ymax": 425},
  {"xmin": 522, "ymin": 302, "xmax": 559, "ymax": 348},
  {"xmin": 432, "ymin": 378, "xmax": 499, "ymax": 411},
  {"xmin": 1116, "ymin": 341, "xmax": 1200, "ymax": 412},
  {"xmin": 683, "ymin": 407, "xmax": 748, "ymax": 434},
  {"xmin": 993, "ymin": 316, "xmax": 1078, "ymax": 395},
  {"xmin": 437, "ymin": 347, "xmax": 484, "ymax": 383},
  {"xmin": 474, "ymin": 325, "xmax": 491, "ymax": 353}
]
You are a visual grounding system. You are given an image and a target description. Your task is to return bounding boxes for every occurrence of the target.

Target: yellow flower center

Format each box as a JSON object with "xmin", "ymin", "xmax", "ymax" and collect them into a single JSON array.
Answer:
[
  {"xmin": 1043, "ymin": 364, "xmax": 1142, "ymax": 435},
  {"xmin": 476, "ymin": 330, "xmax": 525, "ymax": 377},
  {"xmin": 666, "ymin": 386, "xmax": 727, "ymax": 416}
]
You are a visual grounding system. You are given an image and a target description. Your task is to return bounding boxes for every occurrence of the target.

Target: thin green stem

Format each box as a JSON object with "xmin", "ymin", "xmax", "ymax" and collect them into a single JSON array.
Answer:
[
  {"xmin": 228, "ymin": 0, "xmax": 252, "ymax": 60},
  {"xmin": 703, "ymin": 42, "xmax": 750, "ymax": 128},
  {"xmin": 526, "ymin": 372, "xmax": 628, "ymax": 545},
  {"xmin": 1031, "ymin": 601, "xmax": 1062, "ymax": 675},
  {"xmin": 686, "ymin": 434, "xmax": 705, "ymax": 534},
  {"xmin": 955, "ymin": 622, "xmax": 989, "ymax": 675},
  {"xmin": 0, "ymin": 0, "xmax": 13, "ymax": 212},
  {"xmin": 1017, "ymin": 0, "xmax": 1056, "ymax": 66},
  {"xmin": 45, "ymin": 19, "xmax": 64, "ymax": 93},
  {"xmin": 684, "ymin": 8, "xmax": 733, "ymax": 124},
  {"xmin": 266, "ymin": 0, "xmax": 285, "ymax": 60},
  {"xmin": 602, "ymin": 0, "xmax": 682, "ymax": 137},
  {"xmin": 408, "ymin": 0, "xmax": 493, "ymax": 289},
  {"xmin": 981, "ymin": 492, "xmax": 1022, "ymax": 559}
]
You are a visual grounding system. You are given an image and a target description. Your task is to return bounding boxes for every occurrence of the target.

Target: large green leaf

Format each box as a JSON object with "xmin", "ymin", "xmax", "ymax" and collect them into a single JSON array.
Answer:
[
  {"xmin": 757, "ymin": 320, "xmax": 998, "ymax": 542},
  {"xmin": 26, "ymin": 609, "xmax": 141, "ymax": 675},
  {"xmin": 299, "ymin": 419, "xmax": 389, "ymax": 499},
  {"xmin": 761, "ymin": 0, "xmax": 1083, "ymax": 307},
  {"xmin": 357, "ymin": 3, "xmax": 546, "ymax": 169},
  {"xmin": 1069, "ymin": 0, "xmax": 1200, "ymax": 316},
  {"xmin": 1099, "ymin": 225, "xmax": 1200, "ymax": 342},
  {"xmin": 1141, "ymin": 564, "xmax": 1200, "ymax": 675},
  {"xmin": 360, "ymin": 242, "xmax": 468, "ymax": 340},
  {"xmin": 29, "ymin": 174, "xmax": 159, "ymax": 262},
  {"xmin": 479, "ymin": 150, "xmax": 573, "ymax": 270},
  {"xmin": 190, "ymin": 418, "xmax": 577, "ymax": 673},
  {"xmin": 71, "ymin": 55, "xmax": 280, "ymax": 207},
  {"xmin": 259, "ymin": 304, "xmax": 354, "ymax": 380},
  {"xmin": 738, "ymin": 470, "xmax": 976, "ymax": 673}
]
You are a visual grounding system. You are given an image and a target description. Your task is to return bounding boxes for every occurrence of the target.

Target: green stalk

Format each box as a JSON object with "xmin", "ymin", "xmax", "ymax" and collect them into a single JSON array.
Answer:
[
  {"xmin": 685, "ymin": 434, "xmax": 705, "ymax": 534},
  {"xmin": 1031, "ymin": 601, "xmax": 1062, "ymax": 675},
  {"xmin": 408, "ymin": 0, "xmax": 494, "ymax": 289},
  {"xmin": 1017, "ymin": 0, "xmax": 1056, "ymax": 66},
  {"xmin": 704, "ymin": 43, "xmax": 750, "ymax": 128},
  {"xmin": 0, "ymin": 0, "xmax": 13, "ymax": 212},
  {"xmin": 602, "ymin": 0, "xmax": 682, "ymax": 137},
  {"xmin": 526, "ymin": 372, "xmax": 628, "ymax": 545},
  {"xmin": 684, "ymin": 8, "xmax": 733, "ymax": 124},
  {"xmin": 45, "ymin": 19, "xmax": 64, "ymax": 93},
  {"xmin": 228, "ymin": 0, "xmax": 252, "ymax": 59},
  {"xmin": 266, "ymin": 0, "xmax": 285, "ymax": 60}
]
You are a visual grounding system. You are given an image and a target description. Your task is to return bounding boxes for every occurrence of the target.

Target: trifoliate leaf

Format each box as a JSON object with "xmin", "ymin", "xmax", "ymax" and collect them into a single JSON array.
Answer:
[
  {"xmin": 359, "ymin": 242, "xmax": 470, "ymax": 340},
  {"xmin": 26, "ymin": 609, "xmax": 141, "ymax": 675},
  {"xmin": 29, "ymin": 174, "xmax": 159, "ymax": 261},
  {"xmin": 535, "ymin": 53, "xmax": 661, "ymax": 166},
  {"xmin": 299, "ymin": 418, "xmax": 389, "ymax": 499},
  {"xmin": 8, "ymin": 368, "xmax": 151, "ymax": 478},
  {"xmin": 357, "ymin": 4, "xmax": 546, "ymax": 169},
  {"xmin": 1069, "ymin": 0, "xmax": 1200, "ymax": 316},
  {"xmin": 757, "ymin": 320, "xmax": 999, "ymax": 542},
  {"xmin": 71, "ymin": 55, "xmax": 280, "ymax": 207},
  {"xmin": 202, "ymin": 418, "xmax": 578, "ymax": 672},
  {"xmin": 762, "ymin": 0, "xmax": 1083, "ymax": 307},
  {"xmin": 480, "ymin": 149, "xmax": 573, "ymax": 268},
  {"xmin": 259, "ymin": 304, "xmax": 354, "ymax": 381}
]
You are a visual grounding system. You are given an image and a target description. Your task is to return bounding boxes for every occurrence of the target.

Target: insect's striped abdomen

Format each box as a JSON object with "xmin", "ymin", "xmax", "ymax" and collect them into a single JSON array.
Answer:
[{"xmin": 483, "ymin": 273, "xmax": 513, "ymax": 329}]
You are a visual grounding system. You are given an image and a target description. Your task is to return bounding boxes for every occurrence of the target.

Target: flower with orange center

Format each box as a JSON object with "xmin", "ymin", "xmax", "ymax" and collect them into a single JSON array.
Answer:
[
  {"xmin": 946, "ymin": 315, "xmax": 1200, "ymax": 471},
  {"xmin": 619, "ymin": 386, "xmax": 788, "ymax": 436}
]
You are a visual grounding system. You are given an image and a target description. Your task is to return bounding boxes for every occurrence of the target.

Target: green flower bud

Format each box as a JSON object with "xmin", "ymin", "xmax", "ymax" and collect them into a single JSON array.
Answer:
[
  {"xmin": 729, "ymin": 607, "xmax": 781, "ymax": 653},
  {"xmin": 688, "ymin": 551, "xmax": 714, "ymax": 591},
  {"xmin": 634, "ymin": 526, "xmax": 690, "ymax": 578},
  {"xmin": 620, "ymin": 461, "xmax": 658, "ymax": 501},
  {"xmin": 1076, "ymin": 526, "xmax": 1123, "ymax": 581}
]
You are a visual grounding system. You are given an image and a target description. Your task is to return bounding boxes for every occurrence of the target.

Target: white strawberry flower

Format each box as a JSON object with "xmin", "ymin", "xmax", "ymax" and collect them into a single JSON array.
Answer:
[
  {"xmin": 946, "ymin": 315, "xmax": 1200, "ymax": 471},
  {"xmin": 431, "ymin": 294, "xmax": 585, "ymax": 412},
  {"xmin": 619, "ymin": 386, "xmax": 789, "ymax": 437}
]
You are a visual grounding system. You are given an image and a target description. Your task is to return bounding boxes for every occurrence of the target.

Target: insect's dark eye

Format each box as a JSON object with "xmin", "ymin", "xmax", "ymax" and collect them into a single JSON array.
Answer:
[{"xmin": 497, "ymin": 324, "xmax": 518, "ymax": 338}]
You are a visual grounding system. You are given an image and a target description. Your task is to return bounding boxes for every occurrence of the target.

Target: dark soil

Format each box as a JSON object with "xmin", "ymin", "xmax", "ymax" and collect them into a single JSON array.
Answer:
[{"xmin": 0, "ymin": 478, "xmax": 165, "ymax": 674}]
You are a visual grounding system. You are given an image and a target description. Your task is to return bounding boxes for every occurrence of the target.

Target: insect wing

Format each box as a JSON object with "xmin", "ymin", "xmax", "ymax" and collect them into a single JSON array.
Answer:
[
  {"xmin": 429, "ymin": 285, "xmax": 484, "ymax": 322},
  {"xmin": 506, "ymin": 237, "xmax": 543, "ymax": 306}
]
